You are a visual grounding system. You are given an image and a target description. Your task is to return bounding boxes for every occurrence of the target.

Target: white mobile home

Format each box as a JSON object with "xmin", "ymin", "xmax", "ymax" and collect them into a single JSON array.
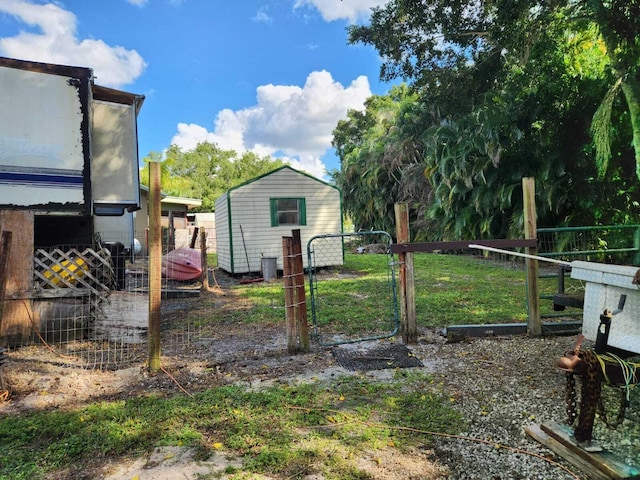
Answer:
[
  {"xmin": 0, "ymin": 57, "xmax": 144, "ymax": 251},
  {"xmin": 215, "ymin": 166, "xmax": 343, "ymax": 274},
  {"xmin": 0, "ymin": 56, "xmax": 144, "ymax": 341}
]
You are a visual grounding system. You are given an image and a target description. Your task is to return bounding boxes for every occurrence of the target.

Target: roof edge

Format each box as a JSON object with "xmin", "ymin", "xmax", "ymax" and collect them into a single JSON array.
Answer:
[{"xmin": 227, "ymin": 165, "xmax": 340, "ymax": 195}]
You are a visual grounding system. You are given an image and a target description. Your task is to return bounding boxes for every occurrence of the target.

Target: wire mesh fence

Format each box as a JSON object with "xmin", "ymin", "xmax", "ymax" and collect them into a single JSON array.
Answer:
[
  {"xmin": 3, "ymin": 238, "xmax": 209, "ymax": 371},
  {"xmin": 537, "ymin": 225, "xmax": 640, "ymax": 265},
  {"xmin": 6, "ymin": 225, "xmax": 639, "ymax": 372},
  {"xmin": 307, "ymin": 231, "xmax": 399, "ymax": 346}
]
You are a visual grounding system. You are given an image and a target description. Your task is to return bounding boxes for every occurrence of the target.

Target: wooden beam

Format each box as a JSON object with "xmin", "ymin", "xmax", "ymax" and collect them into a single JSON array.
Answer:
[
  {"xmin": 526, "ymin": 421, "xmax": 640, "ymax": 480},
  {"xmin": 522, "ymin": 177, "xmax": 541, "ymax": 336},
  {"xmin": 200, "ymin": 230, "xmax": 208, "ymax": 290},
  {"xmin": 394, "ymin": 203, "xmax": 417, "ymax": 344}
]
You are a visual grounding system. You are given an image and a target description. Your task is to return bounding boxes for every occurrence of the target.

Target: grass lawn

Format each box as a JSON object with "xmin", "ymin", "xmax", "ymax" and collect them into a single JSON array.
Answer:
[
  {"xmin": 228, "ymin": 252, "xmax": 582, "ymax": 329},
  {"xmin": 0, "ymin": 372, "xmax": 464, "ymax": 479}
]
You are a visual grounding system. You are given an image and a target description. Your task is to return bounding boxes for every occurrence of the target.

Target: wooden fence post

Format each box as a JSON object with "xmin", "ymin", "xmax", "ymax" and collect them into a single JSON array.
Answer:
[
  {"xmin": 292, "ymin": 230, "xmax": 309, "ymax": 352},
  {"xmin": 0, "ymin": 231, "xmax": 12, "ymax": 327},
  {"xmin": 148, "ymin": 162, "xmax": 162, "ymax": 372},
  {"xmin": 282, "ymin": 236, "xmax": 297, "ymax": 352},
  {"xmin": 522, "ymin": 177, "xmax": 541, "ymax": 336},
  {"xmin": 394, "ymin": 203, "xmax": 417, "ymax": 344},
  {"xmin": 200, "ymin": 230, "xmax": 209, "ymax": 290}
]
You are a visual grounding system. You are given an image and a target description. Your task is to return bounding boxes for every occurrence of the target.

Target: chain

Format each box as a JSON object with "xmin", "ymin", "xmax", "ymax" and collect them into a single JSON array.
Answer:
[
  {"xmin": 565, "ymin": 371, "xmax": 577, "ymax": 426},
  {"xmin": 563, "ymin": 349, "xmax": 635, "ymax": 432}
]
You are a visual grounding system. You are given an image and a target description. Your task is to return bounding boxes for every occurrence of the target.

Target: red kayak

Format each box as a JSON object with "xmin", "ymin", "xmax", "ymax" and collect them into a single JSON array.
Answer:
[{"xmin": 161, "ymin": 248, "xmax": 202, "ymax": 280}]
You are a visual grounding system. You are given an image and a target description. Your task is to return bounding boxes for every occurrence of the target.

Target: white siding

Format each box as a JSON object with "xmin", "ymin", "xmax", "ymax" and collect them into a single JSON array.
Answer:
[
  {"xmin": 218, "ymin": 167, "xmax": 342, "ymax": 274},
  {"xmin": 0, "ymin": 65, "xmax": 85, "ymax": 207},
  {"xmin": 214, "ymin": 193, "xmax": 231, "ymax": 272}
]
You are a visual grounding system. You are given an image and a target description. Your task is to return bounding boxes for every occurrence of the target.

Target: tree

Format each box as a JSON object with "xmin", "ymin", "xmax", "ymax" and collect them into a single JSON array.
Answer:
[
  {"xmin": 331, "ymin": 85, "xmax": 434, "ymax": 236},
  {"xmin": 350, "ymin": 0, "xmax": 640, "ymax": 178},
  {"xmin": 582, "ymin": 0, "xmax": 640, "ymax": 178},
  {"xmin": 340, "ymin": 0, "xmax": 640, "ymax": 239},
  {"xmin": 140, "ymin": 143, "xmax": 284, "ymax": 211}
]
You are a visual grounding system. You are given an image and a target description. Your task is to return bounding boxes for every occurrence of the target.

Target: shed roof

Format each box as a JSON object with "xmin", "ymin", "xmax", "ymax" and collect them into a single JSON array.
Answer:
[{"xmin": 226, "ymin": 165, "xmax": 339, "ymax": 195}]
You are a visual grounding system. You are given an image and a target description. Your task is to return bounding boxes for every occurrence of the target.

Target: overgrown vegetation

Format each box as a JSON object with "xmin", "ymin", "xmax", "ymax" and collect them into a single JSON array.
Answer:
[
  {"xmin": 331, "ymin": 0, "xmax": 640, "ymax": 239},
  {"xmin": 0, "ymin": 372, "xmax": 463, "ymax": 480}
]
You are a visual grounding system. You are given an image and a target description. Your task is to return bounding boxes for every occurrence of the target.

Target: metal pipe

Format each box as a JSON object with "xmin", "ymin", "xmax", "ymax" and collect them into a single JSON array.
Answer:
[{"xmin": 468, "ymin": 244, "xmax": 572, "ymax": 266}]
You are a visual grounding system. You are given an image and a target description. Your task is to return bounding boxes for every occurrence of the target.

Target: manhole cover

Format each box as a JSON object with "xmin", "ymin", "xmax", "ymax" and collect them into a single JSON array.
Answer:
[{"xmin": 332, "ymin": 344, "xmax": 423, "ymax": 371}]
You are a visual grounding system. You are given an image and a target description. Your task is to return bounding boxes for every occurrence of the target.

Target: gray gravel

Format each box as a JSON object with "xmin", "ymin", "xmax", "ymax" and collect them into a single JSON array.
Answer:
[{"xmin": 402, "ymin": 332, "xmax": 640, "ymax": 480}]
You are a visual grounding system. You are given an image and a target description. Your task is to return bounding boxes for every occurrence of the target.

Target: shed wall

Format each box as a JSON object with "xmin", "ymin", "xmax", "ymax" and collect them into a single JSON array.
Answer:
[
  {"xmin": 218, "ymin": 168, "xmax": 342, "ymax": 274},
  {"xmin": 214, "ymin": 193, "xmax": 231, "ymax": 272}
]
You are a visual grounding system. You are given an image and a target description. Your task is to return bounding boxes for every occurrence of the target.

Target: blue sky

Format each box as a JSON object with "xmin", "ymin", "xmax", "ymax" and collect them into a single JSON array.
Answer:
[{"xmin": 0, "ymin": 0, "xmax": 395, "ymax": 178}]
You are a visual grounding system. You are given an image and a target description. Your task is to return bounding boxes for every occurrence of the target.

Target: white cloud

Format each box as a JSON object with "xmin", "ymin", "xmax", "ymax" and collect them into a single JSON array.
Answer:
[
  {"xmin": 293, "ymin": 0, "xmax": 389, "ymax": 23},
  {"xmin": 0, "ymin": 0, "xmax": 146, "ymax": 88},
  {"xmin": 171, "ymin": 71, "xmax": 372, "ymax": 179},
  {"xmin": 252, "ymin": 7, "xmax": 273, "ymax": 24},
  {"xmin": 126, "ymin": 0, "xmax": 148, "ymax": 6}
]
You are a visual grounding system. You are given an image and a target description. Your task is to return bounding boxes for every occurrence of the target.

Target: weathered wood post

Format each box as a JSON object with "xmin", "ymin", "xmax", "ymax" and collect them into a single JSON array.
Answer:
[
  {"xmin": 0, "ymin": 211, "xmax": 34, "ymax": 341},
  {"xmin": 394, "ymin": 203, "xmax": 417, "ymax": 344},
  {"xmin": 0, "ymin": 231, "xmax": 12, "ymax": 327},
  {"xmin": 522, "ymin": 177, "xmax": 541, "ymax": 336},
  {"xmin": 200, "ymin": 230, "xmax": 209, "ymax": 290},
  {"xmin": 292, "ymin": 230, "xmax": 309, "ymax": 352},
  {"xmin": 148, "ymin": 162, "xmax": 162, "ymax": 372},
  {"xmin": 282, "ymin": 236, "xmax": 297, "ymax": 352}
]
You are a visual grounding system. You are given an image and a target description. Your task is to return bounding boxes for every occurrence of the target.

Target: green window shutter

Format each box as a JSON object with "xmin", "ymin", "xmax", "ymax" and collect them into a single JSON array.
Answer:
[
  {"xmin": 270, "ymin": 198, "xmax": 278, "ymax": 227},
  {"xmin": 299, "ymin": 198, "xmax": 306, "ymax": 225}
]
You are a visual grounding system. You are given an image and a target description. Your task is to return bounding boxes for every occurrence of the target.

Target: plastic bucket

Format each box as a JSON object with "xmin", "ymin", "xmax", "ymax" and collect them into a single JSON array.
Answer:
[{"xmin": 261, "ymin": 257, "xmax": 278, "ymax": 281}]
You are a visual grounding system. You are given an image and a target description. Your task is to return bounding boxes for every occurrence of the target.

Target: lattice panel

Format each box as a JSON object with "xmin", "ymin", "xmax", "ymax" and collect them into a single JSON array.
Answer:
[{"xmin": 34, "ymin": 248, "xmax": 115, "ymax": 300}]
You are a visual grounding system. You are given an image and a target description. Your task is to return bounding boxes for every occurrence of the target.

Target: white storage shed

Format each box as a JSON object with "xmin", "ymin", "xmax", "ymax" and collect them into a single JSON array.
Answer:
[{"xmin": 214, "ymin": 166, "xmax": 343, "ymax": 275}]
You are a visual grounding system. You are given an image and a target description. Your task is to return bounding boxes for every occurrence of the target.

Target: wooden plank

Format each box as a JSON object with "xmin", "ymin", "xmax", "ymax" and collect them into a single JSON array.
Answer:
[
  {"xmin": 390, "ymin": 238, "xmax": 537, "ymax": 254},
  {"xmin": 0, "ymin": 211, "xmax": 34, "ymax": 293},
  {"xmin": 0, "ymin": 211, "xmax": 34, "ymax": 340},
  {"xmin": 538, "ymin": 421, "xmax": 640, "ymax": 479},
  {"xmin": 525, "ymin": 423, "xmax": 612, "ymax": 480},
  {"xmin": 200, "ymin": 230, "xmax": 208, "ymax": 289}
]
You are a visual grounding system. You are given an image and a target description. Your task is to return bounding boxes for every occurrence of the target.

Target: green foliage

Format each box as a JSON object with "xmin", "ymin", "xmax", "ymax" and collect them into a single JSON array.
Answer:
[
  {"xmin": 139, "ymin": 142, "xmax": 284, "ymax": 211},
  {"xmin": 331, "ymin": 85, "xmax": 434, "ymax": 236},
  {"xmin": 334, "ymin": 0, "xmax": 640, "ymax": 239}
]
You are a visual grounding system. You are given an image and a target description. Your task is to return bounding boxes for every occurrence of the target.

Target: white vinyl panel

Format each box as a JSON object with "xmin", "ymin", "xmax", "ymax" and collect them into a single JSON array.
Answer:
[{"xmin": 214, "ymin": 194, "xmax": 232, "ymax": 272}]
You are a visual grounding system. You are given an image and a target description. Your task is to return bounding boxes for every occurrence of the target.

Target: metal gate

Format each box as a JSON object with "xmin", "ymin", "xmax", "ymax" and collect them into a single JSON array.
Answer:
[{"xmin": 307, "ymin": 231, "xmax": 399, "ymax": 346}]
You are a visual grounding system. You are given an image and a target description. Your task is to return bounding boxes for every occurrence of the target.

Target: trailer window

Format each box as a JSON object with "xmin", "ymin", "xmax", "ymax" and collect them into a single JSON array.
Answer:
[{"xmin": 270, "ymin": 198, "xmax": 306, "ymax": 226}]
